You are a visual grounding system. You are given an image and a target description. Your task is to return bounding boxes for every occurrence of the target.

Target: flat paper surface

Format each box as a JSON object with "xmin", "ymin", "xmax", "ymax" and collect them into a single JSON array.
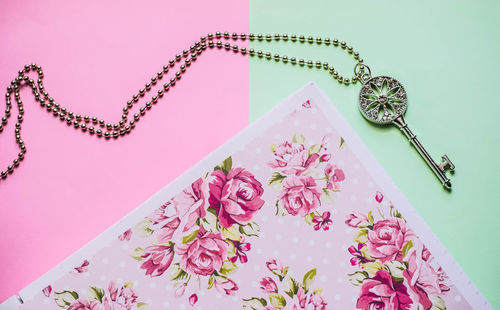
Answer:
[{"xmin": 2, "ymin": 82, "xmax": 490, "ymax": 309}]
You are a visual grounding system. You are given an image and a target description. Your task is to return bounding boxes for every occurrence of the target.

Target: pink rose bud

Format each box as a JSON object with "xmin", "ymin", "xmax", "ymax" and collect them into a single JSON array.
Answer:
[
  {"xmin": 118, "ymin": 228, "xmax": 132, "ymax": 241},
  {"xmin": 322, "ymin": 134, "xmax": 333, "ymax": 146},
  {"xmin": 140, "ymin": 245, "xmax": 174, "ymax": 277},
  {"xmin": 297, "ymin": 287, "xmax": 307, "ymax": 308},
  {"xmin": 42, "ymin": 285, "xmax": 52, "ymax": 297},
  {"xmin": 215, "ymin": 278, "xmax": 239, "ymax": 296},
  {"xmin": 189, "ymin": 293, "xmax": 198, "ymax": 306},
  {"xmin": 74, "ymin": 260, "xmax": 89, "ymax": 273},
  {"xmin": 67, "ymin": 300, "xmax": 91, "ymax": 310},
  {"xmin": 345, "ymin": 212, "xmax": 369, "ymax": 228},
  {"xmin": 324, "ymin": 164, "xmax": 345, "ymax": 190},
  {"xmin": 320, "ymin": 154, "xmax": 331, "ymax": 162},
  {"xmin": 260, "ymin": 277, "xmax": 278, "ymax": 294},
  {"xmin": 108, "ymin": 281, "xmax": 118, "ymax": 301},
  {"xmin": 265, "ymin": 259, "xmax": 284, "ymax": 274},
  {"xmin": 174, "ymin": 283, "xmax": 187, "ymax": 297},
  {"xmin": 375, "ymin": 191, "xmax": 384, "ymax": 203},
  {"xmin": 309, "ymin": 294, "xmax": 328, "ymax": 309}
]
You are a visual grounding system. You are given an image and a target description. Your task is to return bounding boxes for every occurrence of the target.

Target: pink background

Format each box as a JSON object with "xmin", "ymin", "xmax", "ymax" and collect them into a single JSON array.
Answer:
[{"xmin": 0, "ymin": 0, "xmax": 248, "ymax": 302}]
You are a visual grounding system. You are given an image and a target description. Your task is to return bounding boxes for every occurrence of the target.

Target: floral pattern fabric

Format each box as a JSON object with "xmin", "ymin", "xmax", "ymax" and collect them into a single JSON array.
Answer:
[
  {"xmin": 268, "ymin": 131, "xmax": 345, "ymax": 231},
  {"xmin": 242, "ymin": 258, "xmax": 328, "ymax": 310},
  {"xmin": 16, "ymin": 86, "xmax": 474, "ymax": 310},
  {"xmin": 128, "ymin": 157, "xmax": 264, "ymax": 305},
  {"xmin": 346, "ymin": 192, "xmax": 450, "ymax": 310},
  {"xmin": 44, "ymin": 280, "xmax": 147, "ymax": 310}
]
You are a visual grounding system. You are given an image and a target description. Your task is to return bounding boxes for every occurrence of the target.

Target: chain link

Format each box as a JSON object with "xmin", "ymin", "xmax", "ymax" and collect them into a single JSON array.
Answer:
[{"xmin": 0, "ymin": 32, "xmax": 368, "ymax": 181}]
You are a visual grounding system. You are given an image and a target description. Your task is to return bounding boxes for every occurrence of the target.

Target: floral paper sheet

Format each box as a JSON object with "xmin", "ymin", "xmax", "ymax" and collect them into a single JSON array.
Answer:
[{"xmin": 1, "ymin": 82, "xmax": 490, "ymax": 310}]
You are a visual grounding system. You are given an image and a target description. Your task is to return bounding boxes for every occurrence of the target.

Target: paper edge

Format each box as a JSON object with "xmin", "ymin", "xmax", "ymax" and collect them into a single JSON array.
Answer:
[{"xmin": 0, "ymin": 296, "xmax": 22, "ymax": 310}]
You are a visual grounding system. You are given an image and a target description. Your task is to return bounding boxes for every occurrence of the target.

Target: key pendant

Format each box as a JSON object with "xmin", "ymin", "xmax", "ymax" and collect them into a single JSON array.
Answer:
[{"xmin": 358, "ymin": 75, "xmax": 455, "ymax": 189}]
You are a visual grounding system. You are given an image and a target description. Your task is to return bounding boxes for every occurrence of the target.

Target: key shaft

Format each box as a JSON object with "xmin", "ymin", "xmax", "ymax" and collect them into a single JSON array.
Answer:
[{"xmin": 393, "ymin": 116, "xmax": 452, "ymax": 189}]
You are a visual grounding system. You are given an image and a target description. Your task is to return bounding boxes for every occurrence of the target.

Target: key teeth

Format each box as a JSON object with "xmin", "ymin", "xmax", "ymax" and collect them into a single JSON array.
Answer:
[{"xmin": 439, "ymin": 154, "xmax": 455, "ymax": 172}]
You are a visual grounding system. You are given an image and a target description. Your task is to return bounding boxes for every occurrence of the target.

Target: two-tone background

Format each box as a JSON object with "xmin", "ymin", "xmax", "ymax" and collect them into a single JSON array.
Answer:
[{"xmin": 1, "ymin": 0, "xmax": 499, "ymax": 307}]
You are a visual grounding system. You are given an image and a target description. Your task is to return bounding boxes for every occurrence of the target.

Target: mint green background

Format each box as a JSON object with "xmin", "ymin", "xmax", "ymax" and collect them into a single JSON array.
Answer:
[{"xmin": 250, "ymin": 1, "xmax": 500, "ymax": 308}]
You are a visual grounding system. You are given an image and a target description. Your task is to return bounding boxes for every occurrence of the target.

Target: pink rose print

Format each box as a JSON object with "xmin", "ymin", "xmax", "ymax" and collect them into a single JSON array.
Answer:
[
  {"xmin": 174, "ymin": 283, "xmax": 187, "ymax": 297},
  {"xmin": 321, "ymin": 134, "xmax": 332, "ymax": 147},
  {"xmin": 403, "ymin": 275, "xmax": 433, "ymax": 310},
  {"xmin": 324, "ymin": 163, "xmax": 345, "ymax": 191},
  {"xmin": 57, "ymin": 281, "xmax": 145, "ymax": 310},
  {"xmin": 367, "ymin": 218, "xmax": 412, "ymax": 263},
  {"xmin": 269, "ymin": 141, "xmax": 319, "ymax": 176},
  {"xmin": 118, "ymin": 228, "xmax": 132, "ymax": 241},
  {"xmin": 42, "ymin": 285, "xmax": 52, "ymax": 297},
  {"xmin": 418, "ymin": 247, "xmax": 450, "ymax": 294},
  {"xmin": 414, "ymin": 246, "xmax": 449, "ymax": 295},
  {"xmin": 73, "ymin": 260, "xmax": 89, "ymax": 273},
  {"xmin": 243, "ymin": 260, "xmax": 327, "ymax": 310},
  {"xmin": 346, "ymin": 193, "xmax": 452, "ymax": 310},
  {"xmin": 312, "ymin": 211, "xmax": 333, "ymax": 231},
  {"xmin": 357, "ymin": 270, "xmax": 412, "ymax": 310},
  {"xmin": 348, "ymin": 243, "xmax": 372, "ymax": 266},
  {"xmin": 145, "ymin": 178, "xmax": 208, "ymax": 242},
  {"xmin": 297, "ymin": 287, "xmax": 307, "ymax": 308},
  {"xmin": 140, "ymin": 245, "xmax": 174, "ymax": 277},
  {"xmin": 189, "ymin": 293, "xmax": 198, "ymax": 306},
  {"xmin": 403, "ymin": 245, "xmax": 450, "ymax": 309},
  {"xmin": 67, "ymin": 299, "xmax": 95, "ymax": 310},
  {"xmin": 154, "ymin": 217, "xmax": 181, "ymax": 244},
  {"xmin": 309, "ymin": 294, "xmax": 328, "ymax": 310},
  {"xmin": 266, "ymin": 258, "xmax": 284, "ymax": 275},
  {"xmin": 128, "ymin": 157, "xmax": 263, "ymax": 305},
  {"xmin": 208, "ymin": 168, "xmax": 264, "ymax": 228},
  {"xmin": 345, "ymin": 212, "xmax": 369, "ymax": 228},
  {"xmin": 152, "ymin": 178, "xmax": 209, "ymax": 245},
  {"xmin": 279, "ymin": 175, "xmax": 321, "ymax": 217},
  {"xmin": 105, "ymin": 281, "xmax": 138, "ymax": 308},
  {"xmin": 172, "ymin": 177, "xmax": 208, "ymax": 233},
  {"xmin": 320, "ymin": 153, "xmax": 331, "ymax": 162},
  {"xmin": 229, "ymin": 238, "xmax": 251, "ymax": 263},
  {"xmin": 215, "ymin": 278, "xmax": 238, "ymax": 296},
  {"xmin": 147, "ymin": 203, "xmax": 170, "ymax": 224},
  {"xmin": 260, "ymin": 277, "xmax": 278, "ymax": 294},
  {"xmin": 302, "ymin": 99, "xmax": 311, "ymax": 108},
  {"xmin": 268, "ymin": 132, "xmax": 345, "ymax": 231},
  {"xmin": 176, "ymin": 231, "xmax": 228, "ymax": 276}
]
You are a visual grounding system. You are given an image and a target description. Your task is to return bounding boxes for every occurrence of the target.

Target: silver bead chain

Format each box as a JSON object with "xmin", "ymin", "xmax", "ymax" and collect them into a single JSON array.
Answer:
[{"xmin": 0, "ymin": 31, "xmax": 368, "ymax": 181}]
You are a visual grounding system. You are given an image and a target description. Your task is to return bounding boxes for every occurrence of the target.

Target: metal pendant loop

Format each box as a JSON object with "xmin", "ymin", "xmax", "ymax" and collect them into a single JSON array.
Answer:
[{"xmin": 354, "ymin": 63, "xmax": 372, "ymax": 84}]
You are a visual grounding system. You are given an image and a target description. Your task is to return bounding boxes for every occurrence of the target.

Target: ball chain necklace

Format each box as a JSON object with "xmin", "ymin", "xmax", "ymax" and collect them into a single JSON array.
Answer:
[{"xmin": 0, "ymin": 31, "xmax": 455, "ymax": 189}]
